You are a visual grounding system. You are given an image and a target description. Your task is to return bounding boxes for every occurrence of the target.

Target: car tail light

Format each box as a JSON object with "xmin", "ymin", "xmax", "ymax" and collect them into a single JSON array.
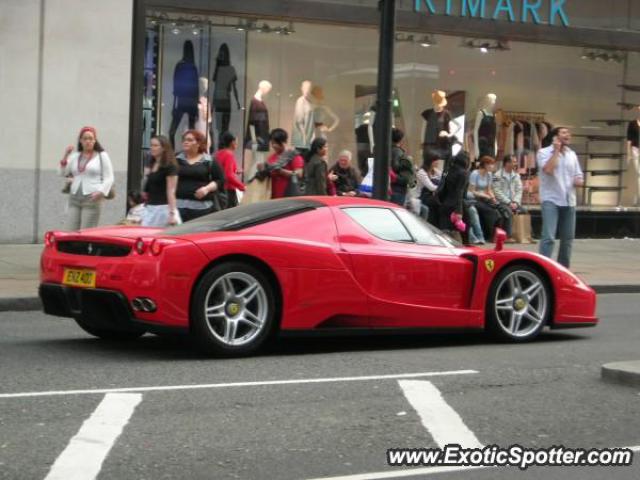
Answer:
[
  {"xmin": 134, "ymin": 238, "xmax": 147, "ymax": 255},
  {"xmin": 44, "ymin": 231, "xmax": 56, "ymax": 248},
  {"xmin": 149, "ymin": 239, "xmax": 175, "ymax": 256}
]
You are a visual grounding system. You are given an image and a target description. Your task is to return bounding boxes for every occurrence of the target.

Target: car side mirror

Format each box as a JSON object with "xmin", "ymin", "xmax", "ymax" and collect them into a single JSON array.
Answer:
[{"xmin": 494, "ymin": 228, "xmax": 507, "ymax": 251}]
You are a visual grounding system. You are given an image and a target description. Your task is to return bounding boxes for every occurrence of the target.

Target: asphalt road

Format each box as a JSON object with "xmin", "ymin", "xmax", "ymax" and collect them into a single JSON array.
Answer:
[{"xmin": 1, "ymin": 294, "xmax": 639, "ymax": 480}]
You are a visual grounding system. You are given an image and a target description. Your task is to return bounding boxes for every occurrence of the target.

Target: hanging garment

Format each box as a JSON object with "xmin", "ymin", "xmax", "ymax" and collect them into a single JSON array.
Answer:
[{"xmin": 478, "ymin": 110, "xmax": 497, "ymax": 158}]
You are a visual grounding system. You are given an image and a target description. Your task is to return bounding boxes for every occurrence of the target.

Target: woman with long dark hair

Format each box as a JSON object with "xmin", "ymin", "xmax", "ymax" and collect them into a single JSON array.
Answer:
[
  {"xmin": 215, "ymin": 131, "xmax": 245, "ymax": 208},
  {"xmin": 304, "ymin": 137, "xmax": 335, "ymax": 195},
  {"xmin": 142, "ymin": 135, "xmax": 180, "ymax": 226},
  {"xmin": 176, "ymin": 129, "xmax": 225, "ymax": 221},
  {"xmin": 212, "ymin": 43, "xmax": 240, "ymax": 144},
  {"xmin": 59, "ymin": 126, "xmax": 114, "ymax": 230},
  {"xmin": 436, "ymin": 151, "xmax": 470, "ymax": 233}
]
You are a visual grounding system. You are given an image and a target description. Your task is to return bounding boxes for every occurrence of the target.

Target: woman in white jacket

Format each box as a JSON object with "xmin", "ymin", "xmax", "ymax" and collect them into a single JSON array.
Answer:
[{"xmin": 59, "ymin": 126, "xmax": 114, "ymax": 230}]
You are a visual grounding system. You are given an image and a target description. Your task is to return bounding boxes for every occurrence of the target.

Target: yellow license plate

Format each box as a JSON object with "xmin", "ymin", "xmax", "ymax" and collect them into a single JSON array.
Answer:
[{"xmin": 62, "ymin": 268, "xmax": 96, "ymax": 288}]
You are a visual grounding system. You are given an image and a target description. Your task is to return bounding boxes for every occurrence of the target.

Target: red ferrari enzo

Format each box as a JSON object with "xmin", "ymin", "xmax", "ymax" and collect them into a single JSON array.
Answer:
[{"xmin": 40, "ymin": 197, "xmax": 597, "ymax": 356}]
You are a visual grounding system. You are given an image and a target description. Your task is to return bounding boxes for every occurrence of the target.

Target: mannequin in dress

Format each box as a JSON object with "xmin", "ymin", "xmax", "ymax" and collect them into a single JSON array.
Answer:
[
  {"xmin": 474, "ymin": 93, "xmax": 498, "ymax": 159},
  {"xmin": 212, "ymin": 43, "xmax": 241, "ymax": 149},
  {"xmin": 292, "ymin": 80, "xmax": 315, "ymax": 154},
  {"xmin": 420, "ymin": 90, "xmax": 460, "ymax": 164},
  {"xmin": 168, "ymin": 40, "xmax": 199, "ymax": 149},
  {"xmin": 626, "ymin": 105, "xmax": 640, "ymax": 205},
  {"xmin": 244, "ymin": 80, "xmax": 272, "ymax": 179},
  {"xmin": 195, "ymin": 77, "xmax": 213, "ymax": 152},
  {"xmin": 311, "ymin": 85, "xmax": 340, "ymax": 141}
]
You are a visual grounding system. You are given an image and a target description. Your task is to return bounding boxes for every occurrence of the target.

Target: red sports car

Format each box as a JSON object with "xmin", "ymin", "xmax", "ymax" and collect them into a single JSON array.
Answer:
[{"xmin": 40, "ymin": 197, "xmax": 597, "ymax": 356}]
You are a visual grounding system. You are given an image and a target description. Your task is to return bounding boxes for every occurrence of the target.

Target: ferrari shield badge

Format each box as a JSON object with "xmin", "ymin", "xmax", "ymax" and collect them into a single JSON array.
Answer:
[{"xmin": 484, "ymin": 259, "xmax": 495, "ymax": 273}]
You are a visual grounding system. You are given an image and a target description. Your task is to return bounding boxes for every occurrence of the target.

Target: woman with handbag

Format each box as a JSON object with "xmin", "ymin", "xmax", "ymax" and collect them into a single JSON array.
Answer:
[
  {"xmin": 264, "ymin": 128, "xmax": 304, "ymax": 199},
  {"xmin": 59, "ymin": 126, "xmax": 114, "ymax": 230},
  {"xmin": 215, "ymin": 131, "xmax": 245, "ymax": 208},
  {"xmin": 176, "ymin": 129, "xmax": 225, "ymax": 222},
  {"xmin": 142, "ymin": 135, "xmax": 181, "ymax": 227}
]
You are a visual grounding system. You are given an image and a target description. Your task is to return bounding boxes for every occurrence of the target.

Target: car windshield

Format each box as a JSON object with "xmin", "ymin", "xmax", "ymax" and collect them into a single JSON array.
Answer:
[{"xmin": 163, "ymin": 198, "xmax": 324, "ymax": 235}]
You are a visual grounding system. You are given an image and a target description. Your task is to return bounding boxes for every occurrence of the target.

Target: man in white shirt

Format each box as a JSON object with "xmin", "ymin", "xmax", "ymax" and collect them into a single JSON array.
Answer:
[{"xmin": 536, "ymin": 127, "xmax": 584, "ymax": 268}]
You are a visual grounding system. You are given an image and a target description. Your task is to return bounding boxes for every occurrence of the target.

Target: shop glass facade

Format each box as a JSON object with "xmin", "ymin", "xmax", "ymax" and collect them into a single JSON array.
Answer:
[{"xmin": 139, "ymin": 4, "xmax": 640, "ymax": 208}]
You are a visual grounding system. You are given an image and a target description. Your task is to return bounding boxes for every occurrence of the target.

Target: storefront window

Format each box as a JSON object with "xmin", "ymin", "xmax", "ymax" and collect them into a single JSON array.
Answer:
[{"xmin": 142, "ymin": 9, "xmax": 639, "ymax": 207}]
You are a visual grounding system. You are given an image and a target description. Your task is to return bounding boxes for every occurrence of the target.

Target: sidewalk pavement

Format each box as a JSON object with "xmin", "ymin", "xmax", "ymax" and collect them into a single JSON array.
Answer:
[{"xmin": 1, "ymin": 239, "xmax": 639, "ymax": 386}]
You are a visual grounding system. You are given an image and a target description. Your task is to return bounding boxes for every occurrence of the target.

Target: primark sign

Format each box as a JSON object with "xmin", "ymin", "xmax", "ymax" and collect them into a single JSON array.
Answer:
[{"xmin": 414, "ymin": 0, "xmax": 570, "ymax": 26}]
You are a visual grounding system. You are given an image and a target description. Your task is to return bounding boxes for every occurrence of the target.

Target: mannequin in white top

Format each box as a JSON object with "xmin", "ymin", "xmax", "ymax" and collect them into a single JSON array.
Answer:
[
  {"xmin": 626, "ymin": 105, "xmax": 640, "ymax": 205},
  {"xmin": 311, "ymin": 85, "xmax": 340, "ymax": 141},
  {"xmin": 292, "ymin": 80, "xmax": 314, "ymax": 152},
  {"xmin": 195, "ymin": 77, "xmax": 213, "ymax": 152},
  {"xmin": 474, "ymin": 93, "xmax": 498, "ymax": 159},
  {"xmin": 244, "ymin": 80, "xmax": 272, "ymax": 179}
]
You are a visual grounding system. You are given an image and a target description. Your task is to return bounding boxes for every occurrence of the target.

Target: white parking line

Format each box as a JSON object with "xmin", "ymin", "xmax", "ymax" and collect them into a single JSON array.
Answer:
[
  {"xmin": 0, "ymin": 370, "xmax": 478, "ymax": 399},
  {"xmin": 398, "ymin": 380, "xmax": 483, "ymax": 449},
  {"xmin": 304, "ymin": 465, "xmax": 490, "ymax": 480},
  {"xmin": 44, "ymin": 393, "xmax": 142, "ymax": 480}
]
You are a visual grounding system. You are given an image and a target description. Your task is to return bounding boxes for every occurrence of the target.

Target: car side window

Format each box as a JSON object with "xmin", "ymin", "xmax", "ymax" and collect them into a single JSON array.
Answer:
[
  {"xmin": 342, "ymin": 207, "xmax": 413, "ymax": 243},
  {"xmin": 394, "ymin": 208, "xmax": 451, "ymax": 247}
]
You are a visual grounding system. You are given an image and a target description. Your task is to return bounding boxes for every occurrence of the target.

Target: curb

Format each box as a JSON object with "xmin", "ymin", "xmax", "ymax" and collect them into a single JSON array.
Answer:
[
  {"xmin": 602, "ymin": 361, "xmax": 640, "ymax": 387},
  {"xmin": 1, "ymin": 284, "xmax": 640, "ymax": 313}
]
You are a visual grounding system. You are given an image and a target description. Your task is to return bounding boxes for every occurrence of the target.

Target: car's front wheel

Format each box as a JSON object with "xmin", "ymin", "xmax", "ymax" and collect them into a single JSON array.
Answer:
[
  {"xmin": 190, "ymin": 262, "xmax": 277, "ymax": 356},
  {"xmin": 486, "ymin": 265, "xmax": 551, "ymax": 342}
]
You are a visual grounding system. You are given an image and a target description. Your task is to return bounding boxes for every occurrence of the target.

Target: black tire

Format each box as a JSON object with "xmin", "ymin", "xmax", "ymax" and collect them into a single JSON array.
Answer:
[
  {"xmin": 73, "ymin": 316, "xmax": 145, "ymax": 340},
  {"xmin": 486, "ymin": 264, "xmax": 551, "ymax": 342},
  {"xmin": 190, "ymin": 261, "xmax": 277, "ymax": 356}
]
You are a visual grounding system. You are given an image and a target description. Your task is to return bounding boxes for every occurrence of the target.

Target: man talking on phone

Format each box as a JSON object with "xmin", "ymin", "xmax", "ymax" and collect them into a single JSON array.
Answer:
[{"xmin": 537, "ymin": 127, "xmax": 584, "ymax": 268}]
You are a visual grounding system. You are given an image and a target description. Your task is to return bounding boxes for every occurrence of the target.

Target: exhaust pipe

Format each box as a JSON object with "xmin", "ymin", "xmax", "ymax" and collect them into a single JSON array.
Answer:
[{"xmin": 132, "ymin": 297, "xmax": 157, "ymax": 313}]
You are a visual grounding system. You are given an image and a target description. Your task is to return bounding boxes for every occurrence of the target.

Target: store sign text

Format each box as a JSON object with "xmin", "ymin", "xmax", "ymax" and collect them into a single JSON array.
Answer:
[{"xmin": 414, "ymin": 0, "xmax": 570, "ymax": 27}]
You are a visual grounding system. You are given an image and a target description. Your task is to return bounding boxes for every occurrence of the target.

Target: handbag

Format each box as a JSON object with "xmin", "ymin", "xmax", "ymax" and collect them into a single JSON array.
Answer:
[
  {"xmin": 241, "ymin": 177, "xmax": 272, "ymax": 205},
  {"xmin": 99, "ymin": 153, "xmax": 116, "ymax": 200},
  {"xmin": 284, "ymin": 174, "xmax": 302, "ymax": 197},
  {"xmin": 512, "ymin": 212, "xmax": 534, "ymax": 244},
  {"xmin": 61, "ymin": 176, "xmax": 73, "ymax": 194}
]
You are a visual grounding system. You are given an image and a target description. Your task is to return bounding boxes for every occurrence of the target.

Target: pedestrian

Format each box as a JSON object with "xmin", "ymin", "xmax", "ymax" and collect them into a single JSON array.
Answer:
[
  {"xmin": 537, "ymin": 127, "xmax": 584, "ymax": 268},
  {"xmin": 142, "ymin": 135, "xmax": 181, "ymax": 226},
  {"xmin": 493, "ymin": 154, "xmax": 525, "ymax": 240},
  {"xmin": 176, "ymin": 129, "xmax": 226, "ymax": 221},
  {"xmin": 59, "ymin": 126, "xmax": 114, "ymax": 230},
  {"xmin": 468, "ymin": 156, "xmax": 509, "ymax": 241},
  {"xmin": 263, "ymin": 128, "xmax": 304, "ymax": 199},
  {"xmin": 304, "ymin": 138, "xmax": 336, "ymax": 196},
  {"xmin": 215, "ymin": 131, "xmax": 245, "ymax": 208},
  {"xmin": 390, "ymin": 128, "xmax": 416, "ymax": 206},
  {"xmin": 329, "ymin": 150, "xmax": 361, "ymax": 197},
  {"xmin": 436, "ymin": 150, "xmax": 470, "ymax": 236}
]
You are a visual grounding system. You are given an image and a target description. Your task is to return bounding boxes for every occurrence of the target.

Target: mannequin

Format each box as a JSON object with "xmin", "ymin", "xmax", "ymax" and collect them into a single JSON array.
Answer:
[
  {"xmin": 355, "ymin": 107, "xmax": 376, "ymax": 176},
  {"xmin": 626, "ymin": 106, "xmax": 640, "ymax": 205},
  {"xmin": 292, "ymin": 80, "xmax": 315, "ymax": 153},
  {"xmin": 168, "ymin": 40, "xmax": 199, "ymax": 149},
  {"xmin": 420, "ymin": 90, "xmax": 460, "ymax": 164},
  {"xmin": 195, "ymin": 77, "xmax": 213, "ymax": 152},
  {"xmin": 474, "ymin": 93, "xmax": 498, "ymax": 159},
  {"xmin": 212, "ymin": 43, "xmax": 241, "ymax": 147},
  {"xmin": 244, "ymin": 80, "xmax": 272, "ymax": 179},
  {"xmin": 311, "ymin": 85, "xmax": 340, "ymax": 140}
]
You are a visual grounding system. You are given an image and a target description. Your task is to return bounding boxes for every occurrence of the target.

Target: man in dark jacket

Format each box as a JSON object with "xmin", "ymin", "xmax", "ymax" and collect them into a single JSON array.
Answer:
[{"xmin": 390, "ymin": 128, "xmax": 416, "ymax": 206}]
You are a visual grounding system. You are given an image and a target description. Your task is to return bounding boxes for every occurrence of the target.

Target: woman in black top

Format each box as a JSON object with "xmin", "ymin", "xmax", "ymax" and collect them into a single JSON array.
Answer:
[
  {"xmin": 436, "ymin": 151, "xmax": 470, "ymax": 232},
  {"xmin": 176, "ymin": 129, "xmax": 225, "ymax": 222},
  {"xmin": 304, "ymin": 138, "xmax": 333, "ymax": 196},
  {"xmin": 142, "ymin": 135, "xmax": 180, "ymax": 226}
]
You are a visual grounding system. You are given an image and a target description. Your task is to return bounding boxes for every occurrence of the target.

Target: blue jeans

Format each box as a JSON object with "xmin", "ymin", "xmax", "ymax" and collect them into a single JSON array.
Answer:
[{"xmin": 539, "ymin": 201, "xmax": 576, "ymax": 268}]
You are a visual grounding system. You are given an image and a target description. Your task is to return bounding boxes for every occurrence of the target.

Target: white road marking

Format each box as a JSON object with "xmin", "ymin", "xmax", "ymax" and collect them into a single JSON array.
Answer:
[
  {"xmin": 0, "ymin": 370, "xmax": 478, "ymax": 399},
  {"xmin": 398, "ymin": 380, "xmax": 483, "ymax": 449},
  {"xmin": 304, "ymin": 465, "xmax": 490, "ymax": 480},
  {"xmin": 44, "ymin": 393, "xmax": 142, "ymax": 480}
]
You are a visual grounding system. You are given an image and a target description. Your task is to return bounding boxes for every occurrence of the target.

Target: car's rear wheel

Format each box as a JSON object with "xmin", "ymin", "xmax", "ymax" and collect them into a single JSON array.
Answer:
[
  {"xmin": 486, "ymin": 265, "xmax": 550, "ymax": 342},
  {"xmin": 73, "ymin": 316, "xmax": 145, "ymax": 340},
  {"xmin": 190, "ymin": 262, "xmax": 276, "ymax": 356}
]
